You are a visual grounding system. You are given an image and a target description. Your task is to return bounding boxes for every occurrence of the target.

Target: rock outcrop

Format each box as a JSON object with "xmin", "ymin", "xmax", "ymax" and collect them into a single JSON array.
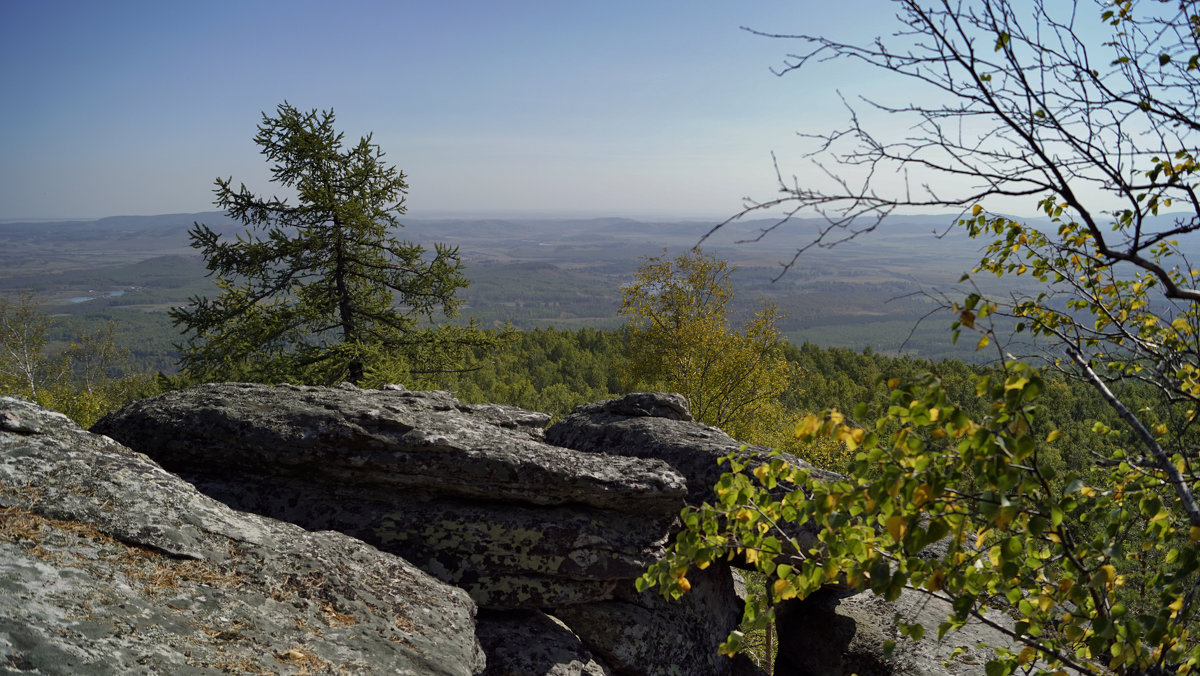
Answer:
[
  {"xmin": 91, "ymin": 384, "xmax": 754, "ymax": 675},
  {"xmin": 475, "ymin": 610, "xmax": 613, "ymax": 676},
  {"xmin": 773, "ymin": 586, "xmax": 1023, "ymax": 676},
  {"xmin": 4, "ymin": 383, "xmax": 1010, "ymax": 675},
  {"xmin": 552, "ymin": 562, "xmax": 746, "ymax": 676},
  {"xmin": 547, "ymin": 393, "xmax": 843, "ymax": 565},
  {"xmin": 0, "ymin": 395, "xmax": 484, "ymax": 675},
  {"xmin": 91, "ymin": 383, "xmax": 687, "ymax": 610},
  {"xmin": 547, "ymin": 393, "xmax": 843, "ymax": 508}
]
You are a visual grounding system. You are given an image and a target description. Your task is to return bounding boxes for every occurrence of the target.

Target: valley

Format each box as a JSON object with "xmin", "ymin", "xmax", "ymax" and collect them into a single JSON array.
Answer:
[{"xmin": 0, "ymin": 210, "xmax": 1022, "ymax": 372}]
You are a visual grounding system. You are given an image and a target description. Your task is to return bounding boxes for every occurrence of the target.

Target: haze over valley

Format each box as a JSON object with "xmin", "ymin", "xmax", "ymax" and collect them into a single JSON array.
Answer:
[{"xmin": 0, "ymin": 210, "xmax": 1023, "ymax": 373}]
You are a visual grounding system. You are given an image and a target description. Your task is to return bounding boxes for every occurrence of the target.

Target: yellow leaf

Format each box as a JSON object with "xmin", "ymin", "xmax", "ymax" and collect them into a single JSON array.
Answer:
[
  {"xmin": 795, "ymin": 415, "xmax": 821, "ymax": 439},
  {"xmin": 835, "ymin": 425, "xmax": 865, "ymax": 451},
  {"xmin": 744, "ymin": 548, "xmax": 759, "ymax": 565},
  {"xmin": 913, "ymin": 483, "xmax": 933, "ymax": 507},
  {"xmin": 1046, "ymin": 429, "xmax": 1062, "ymax": 443},
  {"xmin": 678, "ymin": 576, "xmax": 691, "ymax": 592},
  {"xmin": 773, "ymin": 577, "xmax": 791, "ymax": 598},
  {"xmin": 1099, "ymin": 565, "xmax": 1117, "ymax": 589},
  {"xmin": 887, "ymin": 515, "xmax": 907, "ymax": 542},
  {"xmin": 977, "ymin": 335, "xmax": 990, "ymax": 350},
  {"xmin": 995, "ymin": 507, "xmax": 1013, "ymax": 531},
  {"xmin": 753, "ymin": 465, "xmax": 769, "ymax": 484},
  {"xmin": 1004, "ymin": 376, "xmax": 1028, "ymax": 391},
  {"xmin": 1038, "ymin": 595, "xmax": 1054, "ymax": 612},
  {"xmin": 1018, "ymin": 646, "xmax": 1037, "ymax": 666},
  {"xmin": 734, "ymin": 508, "xmax": 754, "ymax": 523},
  {"xmin": 1169, "ymin": 596, "xmax": 1184, "ymax": 619},
  {"xmin": 972, "ymin": 204, "xmax": 984, "ymax": 216},
  {"xmin": 887, "ymin": 378, "xmax": 900, "ymax": 390},
  {"xmin": 1190, "ymin": 526, "xmax": 1200, "ymax": 542},
  {"xmin": 988, "ymin": 546, "xmax": 1002, "ymax": 567},
  {"xmin": 927, "ymin": 568, "xmax": 944, "ymax": 593}
]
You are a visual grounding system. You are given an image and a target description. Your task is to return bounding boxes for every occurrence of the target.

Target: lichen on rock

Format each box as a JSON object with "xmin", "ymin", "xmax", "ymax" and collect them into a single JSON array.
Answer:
[{"xmin": 1, "ymin": 395, "xmax": 484, "ymax": 675}]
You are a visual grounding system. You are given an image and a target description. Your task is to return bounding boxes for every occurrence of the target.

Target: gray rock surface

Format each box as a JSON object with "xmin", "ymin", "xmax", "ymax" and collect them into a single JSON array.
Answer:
[
  {"xmin": 547, "ymin": 392, "xmax": 843, "ymax": 569},
  {"xmin": 13, "ymin": 382, "xmax": 1013, "ymax": 676},
  {"xmin": 0, "ymin": 395, "xmax": 485, "ymax": 675},
  {"xmin": 775, "ymin": 587, "xmax": 1017, "ymax": 676},
  {"xmin": 547, "ymin": 393, "xmax": 843, "ymax": 508},
  {"xmin": 475, "ymin": 610, "xmax": 613, "ymax": 676},
  {"xmin": 554, "ymin": 562, "xmax": 747, "ymax": 676},
  {"xmin": 91, "ymin": 383, "xmax": 687, "ymax": 609}
]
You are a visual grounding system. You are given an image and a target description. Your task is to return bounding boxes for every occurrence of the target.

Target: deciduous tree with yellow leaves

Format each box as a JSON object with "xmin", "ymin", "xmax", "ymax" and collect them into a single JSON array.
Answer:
[
  {"xmin": 619, "ymin": 249, "xmax": 797, "ymax": 446},
  {"xmin": 642, "ymin": 1, "xmax": 1200, "ymax": 673}
]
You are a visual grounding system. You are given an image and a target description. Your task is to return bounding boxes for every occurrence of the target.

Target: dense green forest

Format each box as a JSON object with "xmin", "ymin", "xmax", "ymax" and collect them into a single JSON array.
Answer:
[
  {"xmin": 416, "ymin": 326, "xmax": 1123, "ymax": 477},
  {"xmin": 0, "ymin": 294, "xmax": 1126, "ymax": 478}
]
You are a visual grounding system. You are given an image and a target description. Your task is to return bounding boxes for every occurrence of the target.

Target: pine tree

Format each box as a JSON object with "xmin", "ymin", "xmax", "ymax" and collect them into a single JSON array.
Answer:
[{"xmin": 172, "ymin": 103, "xmax": 497, "ymax": 385}]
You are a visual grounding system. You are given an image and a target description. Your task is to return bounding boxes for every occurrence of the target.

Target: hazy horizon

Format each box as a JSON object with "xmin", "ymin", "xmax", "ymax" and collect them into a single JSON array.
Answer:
[
  {"xmin": 0, "ymin": 207, "xmax": 735, "ymax": 225},
  {"xmin": 1, "ymin": 1, "xmax": 910, "ymax": 221}
]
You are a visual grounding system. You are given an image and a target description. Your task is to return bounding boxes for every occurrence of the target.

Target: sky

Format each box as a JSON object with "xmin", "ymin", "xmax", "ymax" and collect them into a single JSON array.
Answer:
[{"xmin": 0, "ymin": 0, "xmax": 919, "ymax": 221}]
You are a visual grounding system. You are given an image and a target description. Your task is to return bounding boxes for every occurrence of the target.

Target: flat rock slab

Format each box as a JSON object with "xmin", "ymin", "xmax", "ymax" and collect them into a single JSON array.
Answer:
[
  {"xmin": 93, "ymin": 383, "xmax": 685, "ymax": 513},
  {"xmin": 180, "ymin": 474, "xmax": 674, "ymax": 608},
  {"xmin": 0, "ymin": 395, "xmax": 485, "ymax": 675},
  {"xmin": 92, "ymin": 383, "xmax": 687, "ymax": 609}
]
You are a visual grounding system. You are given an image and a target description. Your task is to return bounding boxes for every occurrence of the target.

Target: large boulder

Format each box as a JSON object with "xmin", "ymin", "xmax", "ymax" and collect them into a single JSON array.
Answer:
[
  {"xmin": 547, "ymin": 393, "xmax": 844, "ymax": 567},
  {"xmin": 475, "ymin": 610, "xmax": 614, "ymax": 676},
  {"xmin": 91, "ymin": 383, "xmax": 688, "ymax": 609},
  {"xmin": 0, "ymin": 395, "xmax": 484, "ymax": 675},
  {"xmin": 553, "ymin": 562, "xmax": 753, "ymax": 676},
  {"xmin": 773, "ymin": 587, "xmax": 1020, "ymax": 676},
  {"xmin": 546, "ymin": 393, "xmax": 843, "ymax": 508}
]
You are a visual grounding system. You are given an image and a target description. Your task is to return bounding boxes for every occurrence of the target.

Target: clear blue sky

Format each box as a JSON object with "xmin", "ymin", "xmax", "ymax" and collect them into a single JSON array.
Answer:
[{"xmin": 1, "ymin": 1, "xmax": 901, "ymax": 220}]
